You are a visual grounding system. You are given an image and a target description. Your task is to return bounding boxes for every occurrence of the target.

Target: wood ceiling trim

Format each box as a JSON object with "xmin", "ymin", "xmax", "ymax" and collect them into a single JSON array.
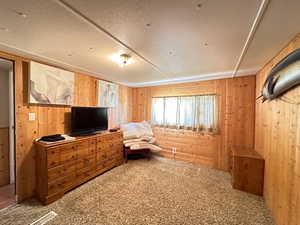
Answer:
[
  {"xmin": 232, "ymin": 0, "xmax": 270, "ymax": 78},
  {"xmin": 119, "ymin": 67, "xmax": 260, "ymax": 87}
]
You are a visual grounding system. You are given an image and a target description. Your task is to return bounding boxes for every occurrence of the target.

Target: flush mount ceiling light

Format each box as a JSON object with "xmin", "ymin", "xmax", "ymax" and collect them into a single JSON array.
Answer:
[
  {"xmin": 109, "ymin": 53, "xmax": 134, "ymax": 67},
  {"xmin": 14, "ymin": 10, "xmax": 28, "ymax": 18}
]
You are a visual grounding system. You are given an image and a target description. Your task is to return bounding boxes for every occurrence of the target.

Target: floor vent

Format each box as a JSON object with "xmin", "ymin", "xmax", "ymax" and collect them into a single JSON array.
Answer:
[{"xmin": 30, "ymin": 211, "xmax": 57, "ymax": 225}]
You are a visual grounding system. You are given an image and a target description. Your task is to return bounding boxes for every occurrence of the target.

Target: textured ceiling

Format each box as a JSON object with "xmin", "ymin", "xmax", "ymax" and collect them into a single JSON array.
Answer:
[{"xmin": 0, "ymin": 0, "xmax": 299, "ymax": 86}]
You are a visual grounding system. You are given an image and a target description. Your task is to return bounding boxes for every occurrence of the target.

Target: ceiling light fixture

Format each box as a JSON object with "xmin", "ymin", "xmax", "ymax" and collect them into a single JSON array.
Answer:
[
  {"xmin": 196, "ymin": 3, "xmax": 203, "ymax": 9},
  {"xmin": 15, "ymin": 11, "xmax": 27, "ymax": 18},
  {"xmin": 109, "ymin": 53, "xmax": 134, "ymax": 68}
]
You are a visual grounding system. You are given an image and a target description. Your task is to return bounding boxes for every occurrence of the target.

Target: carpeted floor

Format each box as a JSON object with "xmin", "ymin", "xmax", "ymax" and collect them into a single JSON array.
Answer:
[{"xmin": 0, "ymin": 157, "xmax": 274, "ymax": 225}]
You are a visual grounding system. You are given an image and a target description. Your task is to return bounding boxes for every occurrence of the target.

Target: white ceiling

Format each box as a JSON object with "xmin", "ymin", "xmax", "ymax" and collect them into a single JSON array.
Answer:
[{"xmin": 0, "ymin": 0, "xmax": 299, "ymax": 86}]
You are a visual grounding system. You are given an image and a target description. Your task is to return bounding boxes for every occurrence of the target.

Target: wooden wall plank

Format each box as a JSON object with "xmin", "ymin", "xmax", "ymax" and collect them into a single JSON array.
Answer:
[
  {"xmin": 132, "ymin": 76, "xmax": 256, "ymax": 171},
  {"xmin": 0, "ymin": 51, "xmax": 133, "ymax": 201},
  {"xmin": 0, "ymin": 128, "xmax": 9, "ymax": 187},
  {"xmin": 255, "ymin": 33, "xmax": 300, "ymax": 225}
]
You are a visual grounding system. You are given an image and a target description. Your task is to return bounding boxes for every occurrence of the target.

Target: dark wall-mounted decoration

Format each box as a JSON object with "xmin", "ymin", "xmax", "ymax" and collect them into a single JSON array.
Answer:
[{"xmin": 258, "ymin": 48, "xmax": 300, "ymax": 102}]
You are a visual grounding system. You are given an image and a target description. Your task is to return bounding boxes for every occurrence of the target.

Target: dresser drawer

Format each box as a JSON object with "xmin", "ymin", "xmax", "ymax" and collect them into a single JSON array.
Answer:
[
  {"xmin": 47, "ymin": 147, "xmax": 61, "ymax": 168},
  {"xmin": 96, "ymin": 136, "xmax": 105, "ymax": 143},
  {"xmin": 60, "ymin": 173, "xmax": 76, "ymax": 191},
  {"xmin": 89, "ymin": 138, "xmax": 97, "ymax": 148},
  {"xmin": 76, "ymin": 165, "xmax": 94, "ymax": 181},
  {"xmin": 77, "ymin": 155, "xmax": 95, "ymax": 170},
  {"xmin": 95, "ymin": 162, "xmax": 105, "ymax": 171},
  {"xmin": 77, "ymin": 141, "xmax": 90, "ymax": 158},
  {"xmin": 104, "ymin": 159, "xmax": 117, "ymax": 170},
  {"xmin": 48, "ymin": 180, "xmax": 61, "ymax": 196},
  {"xmin": 60, "ymin": 144, "xmax": 77, "ymax": 164},
  {"xmin": 96, "ymin": 142, "xmax": 108, "ymax": 152},
  {"xmin": 48, "ymin": 172, "xmax": 75, "ymax": 195},
  {"xmin": 96, "ymin": 151, "xmax": 107, "ymax": 162},
  {"xmin": 48, "ymin": 162, "xmax": 76, "ymax": 182}
]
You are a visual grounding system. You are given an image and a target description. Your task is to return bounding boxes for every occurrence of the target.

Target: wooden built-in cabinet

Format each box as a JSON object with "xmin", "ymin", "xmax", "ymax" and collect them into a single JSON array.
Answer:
[
  {"xmin": 35, "ymin": 131, "xmax": 123, "ymax": 205},
  {"xmin": 230, "ymin": 146, "xmax": 264, "ymax": 196}
]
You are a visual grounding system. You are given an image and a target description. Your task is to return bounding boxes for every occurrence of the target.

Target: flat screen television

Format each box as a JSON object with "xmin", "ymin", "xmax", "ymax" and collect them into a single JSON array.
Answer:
[{"xmin": 71, "ymin": 107, "xmax": 108, "ymax": 136}]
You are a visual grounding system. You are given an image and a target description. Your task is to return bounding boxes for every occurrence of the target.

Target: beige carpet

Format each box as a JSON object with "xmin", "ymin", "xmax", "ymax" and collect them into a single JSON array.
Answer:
[{"xmin": 0, "ymin": 157, "xmax": 274, "ymax": 225}]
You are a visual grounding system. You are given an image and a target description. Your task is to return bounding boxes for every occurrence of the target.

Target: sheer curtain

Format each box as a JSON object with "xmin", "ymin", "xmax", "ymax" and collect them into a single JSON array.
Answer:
[
  {"xmin": 151, "ymin": 95, "xmax": 217, "ymax": 132},
  {"xmin": 151, "ymin": 98, "xmax": 164, "ymax": 126}
]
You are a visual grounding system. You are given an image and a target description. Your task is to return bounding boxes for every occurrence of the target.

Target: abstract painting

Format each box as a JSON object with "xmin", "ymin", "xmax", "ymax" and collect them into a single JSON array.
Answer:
[
  {"xmin": 29, "ymin": 61, "xmax": 75, "ymax": 105},
  {"xmin": 97, "ymin": 80, "xmax": 118, "ymax": 107}
]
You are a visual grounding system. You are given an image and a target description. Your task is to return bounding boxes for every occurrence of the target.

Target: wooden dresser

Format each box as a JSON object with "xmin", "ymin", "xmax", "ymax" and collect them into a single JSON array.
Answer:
[
  {"xmin": 35, "ymin": 131, "xmax": 123, "ymax": 205},
  {"xmin": 230, "ymin": 146, "xmax": 264, "ymax": 196}
]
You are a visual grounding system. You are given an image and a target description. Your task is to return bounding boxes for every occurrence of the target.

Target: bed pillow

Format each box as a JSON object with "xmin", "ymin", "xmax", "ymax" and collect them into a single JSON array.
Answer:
[
  {"xmin": 120, "ymin": 121, "xmax": 153, "ymax": 140},
  {"xmin": 120, "ymin": 123, "xmax": 140, "ymax": 140}
]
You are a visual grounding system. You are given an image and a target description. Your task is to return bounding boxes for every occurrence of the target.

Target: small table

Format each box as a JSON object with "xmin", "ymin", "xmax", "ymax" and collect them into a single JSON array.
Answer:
[
  {"xmin": 230, "ymin": 146, "xmax": 264, "ymax": 195},
  {"xmin": 124, "ymin": 147, "xmax": 151, "ymax": 163}
]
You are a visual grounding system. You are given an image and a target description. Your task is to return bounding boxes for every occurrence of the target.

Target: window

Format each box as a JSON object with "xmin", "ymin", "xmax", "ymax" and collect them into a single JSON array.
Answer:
[{"xmin": 151, "ymin": 95, "xmax": 217, "ymax": 132}]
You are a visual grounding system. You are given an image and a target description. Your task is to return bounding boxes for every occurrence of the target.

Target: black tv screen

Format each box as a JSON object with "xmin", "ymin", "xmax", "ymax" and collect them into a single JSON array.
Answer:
[{"xmin": 71, "ymin": 107, "xmax": 108, "ymax": 134}]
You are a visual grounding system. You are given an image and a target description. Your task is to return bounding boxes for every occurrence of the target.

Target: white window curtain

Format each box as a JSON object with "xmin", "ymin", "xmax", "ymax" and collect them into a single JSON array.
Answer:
[{"xmin": 151, "ymin": 95, "xmax": 217, "ymax": 132}]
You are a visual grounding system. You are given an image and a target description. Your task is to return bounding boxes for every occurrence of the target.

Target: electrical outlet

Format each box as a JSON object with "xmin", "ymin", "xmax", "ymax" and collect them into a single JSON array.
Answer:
[
  {"xmin": 171, "ymin": 147, "xmax": 177, "ymax": 154},
  {"xmin": 28, "ymin": 112, "xmax": 36, "ymax": 121}
]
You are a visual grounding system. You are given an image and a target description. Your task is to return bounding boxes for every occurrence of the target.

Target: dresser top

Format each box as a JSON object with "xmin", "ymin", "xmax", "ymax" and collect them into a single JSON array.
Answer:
[{"xmin": 35, "ymin": 130, "xmax": 122, "ymax": 148}]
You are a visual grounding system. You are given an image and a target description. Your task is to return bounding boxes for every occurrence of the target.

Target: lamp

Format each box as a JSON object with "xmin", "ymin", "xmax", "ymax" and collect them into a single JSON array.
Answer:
[{"xmin": 109, "ymin": 53, "xmax": 134, "ymax": 67}]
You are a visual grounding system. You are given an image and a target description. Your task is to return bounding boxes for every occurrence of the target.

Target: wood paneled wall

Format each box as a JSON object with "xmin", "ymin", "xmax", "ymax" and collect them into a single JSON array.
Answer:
[
  {"xmin": 0, "ymin": 127, "xmax": 9, "ymax": 187},
  {"xmin": 132, "ymin": 76, "xmax": 256, "ymax": 171},
  {"xmin": 0, "ymin": 51, "xmax": 133, "ymax": 201},
  {"xmin": 255, "ymin": 33, "xmax": 300, "ymax": 225}
]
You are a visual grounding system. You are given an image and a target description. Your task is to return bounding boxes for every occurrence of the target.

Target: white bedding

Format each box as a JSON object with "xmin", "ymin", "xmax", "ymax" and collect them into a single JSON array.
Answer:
[
  {"xmin": 120, "ymin": 121, "xmax": 153, "ymax": 140},
  {"xmin": 130, "ymin": 143, "xmax": 162, "ymax": 152},
  {"xmin": 120, "ymin": 121, "xmax": 161, "ymax": 152}
]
